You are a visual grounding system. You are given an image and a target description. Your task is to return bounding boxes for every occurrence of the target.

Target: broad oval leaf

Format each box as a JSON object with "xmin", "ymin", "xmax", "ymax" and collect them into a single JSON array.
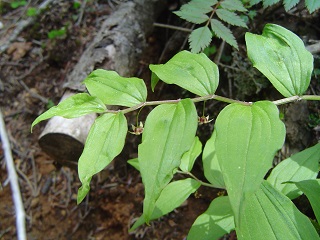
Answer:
[
  {"xmin": 77, "ymin": 112, "xmax": 127, "ymax": 204},
  {"xmin": 31, "ymin": 93, "xmax": 106, "ymax": 131},
  {"xmin": 130, "ymin": 178, "xmax": 201, "ymax": 231},
  {"xmin": 127, "ymin": 158, "xmax": 139, "ymax": 171},
  {"xmin": 210, "ymin": 19, "xmax": 238, "ymax": 49},
  {"xmin": 202, "ymin": 131, "xmax": 225, "ymax": 189},
  {"xmin": 138, "ymin": 99, "xmax": 198, "ymax": 223},
  {"xmin": 188, "ymin": 196, "xmax": 235, "ymax": 240},
  {"xmin": 83, "ymin": 69, "xmax": 147, "ymax": 107},
  {"xmin": 238, "ymin": 181, "xmax": 320, "ymax": 240},
  {"xmin": 215, "ymin": 101, "xmax": 285, "ymax": 222},
  {"xmin": 293, "ymin": 179, "xmax": 320, "ymax": 223},
  {"xmin": 267, "ymin": 143, "xmax": 320, "ymax": 199},
  {"xmin": 151, "ymin": 72, "xmax": 160, "ymax": 92},
  {"xmin": 189, "ymin": 26, "xmax": 212, "ymax": 53},
  {"xmin": 179, "ymin": 136, "xmax": 202, "ymax": 173},
  {"xmin": 149, "ymin": 51, "xmax": 219, "ymax": 96},
  {"xmin": 246, "ymin": 24, "xmax": 313, "ymax": 97}
]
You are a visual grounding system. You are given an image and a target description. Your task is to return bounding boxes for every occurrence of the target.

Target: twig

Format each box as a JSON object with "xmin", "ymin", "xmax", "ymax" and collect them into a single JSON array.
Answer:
[
  {"xmin": 153, "ymin": 22, "xmax": 192, "ymax": 33},
  {"xmin": 16, "ymin": 164, "xmax": 39, "ymax": 197},
  {"xmin": 75, "ymin": 0, "xmax": 87, "ymax": 26},
  {"xmin": 0, "ymin": 109, "xmax": 26, "ymax": 240}
]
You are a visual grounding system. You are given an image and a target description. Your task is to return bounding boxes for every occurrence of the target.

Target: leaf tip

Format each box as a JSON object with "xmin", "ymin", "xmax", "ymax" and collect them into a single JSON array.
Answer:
[{"xmin": 77, "ymin": 183, "xmax": 90, "ymax": 205}]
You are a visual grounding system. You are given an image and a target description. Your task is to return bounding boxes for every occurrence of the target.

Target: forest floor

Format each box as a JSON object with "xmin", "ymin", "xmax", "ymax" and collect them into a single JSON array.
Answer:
[{"xmin": 0, "ymin": 1, "xmax": 320, "ymax": 240}]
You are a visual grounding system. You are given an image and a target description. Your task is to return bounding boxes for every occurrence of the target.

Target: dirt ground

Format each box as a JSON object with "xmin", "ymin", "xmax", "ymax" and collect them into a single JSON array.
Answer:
[{"xmin": 0, "ymin": 1, "xmax": 319, "ymax": 240}]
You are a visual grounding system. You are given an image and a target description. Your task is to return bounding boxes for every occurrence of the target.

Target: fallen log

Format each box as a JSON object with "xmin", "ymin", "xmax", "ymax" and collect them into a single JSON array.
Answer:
[{"xmin": 39, "ymin": 0, "xmax": 165, "ymax": 167}]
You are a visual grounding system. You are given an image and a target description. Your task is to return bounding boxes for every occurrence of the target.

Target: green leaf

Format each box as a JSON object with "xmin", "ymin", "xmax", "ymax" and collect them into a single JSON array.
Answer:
[
  {"xmin": 216, "ymin": 9, "xmax": 247, "ymax": 28},
  {"xmin": 127, "ymin": 158, "xmax": 139, "ymax": 171},
  {"xmin": 180, "ymin": 136, "xmax": 202, "ymax": 172},
  {"xmin": 185, "ymin": 0, "xmax": 218, "ymax": 11},
  {"xmin": 174, "ymin": 0, "xmax": 217, "ymax": 24},
  {"xmin": 238, "ymin": 181, "xmax": 320, "ymax": 240},
  {"xmin": 26, "ymin": 7, "xmax": 38, "ymax": 17},
  {"xmin": 174, "ymin": 7, "xmax": 209, "ymax": 24},
  {"xmin": 83, "ymin": 69, "xmax": 147, "ymax": 107},
  {"xmin": 263, "ymin": 0, "xmax": 281, "ymax": 8},
  {"xmin": 245, "ymin": 24, "xmax": 314, "ymax": 97},
  {"xmin": 10, "ymin": 0, "xmax": 27, "ymax": 8},
  {"xmin": 249, "ymin": 0, "xmax": 262, "ymax": 6},
  {"xmin": 48, "ymin": 27, "xmax": 67, "ymax": 39},
  {"xmin": 151, "ymin": 72, "xmax": 160, "ymax": 92},
  {"xmin": 149, "ymin": 50, "xmax": 219, "ymax": 96},
  {"xmin": 77, "ymin": 112, "xmax": 127, "ymax": 204},
  {"xmin": 189, "ymin": 26, "xmax": 212, "ymax": 53},
  {"xmin": 188, "ymin": 196, "xmax": 235, "ymax": 240},
  {"xmin": 210, "ymin": 19, "xmax": 238, "ymax": 49},
  {"xmin": 305, "ymin": 0, "xmax": 320, "ymax": 13},
  {"xmin": 202, "ymin": 131, "xmax": 225, "ymax": 189},
  {"xmin": 283, "ymin": 0, "xmax": 300, "ymax": 11},
  {"xmin": 247, "ymin": 10, "xmax": 257, "ymax": 20},
  {"xmin": 293, "ymin": 179, "xmax": 320, "ymax": 223},
  {"xmin": 138, "ymin": 99, "xmax": 198, "ymax": 223},
  {"xmin": 267, "ymin": 143, "xmax": 320, "ymax": 199},
  {"xmin": 31, "ymin": 93, "xmax": 106, "ymax": 131},
  {"xmin": 215, "ymin": 101, "xmax": 285, "ymax": 223},
  {"xmin": 130, "ymin": 178, "xmax": 201, "ymax": 231},
  {"xmin": 220, "ymin": 0, "xmax": 247, "ymax": 12}
]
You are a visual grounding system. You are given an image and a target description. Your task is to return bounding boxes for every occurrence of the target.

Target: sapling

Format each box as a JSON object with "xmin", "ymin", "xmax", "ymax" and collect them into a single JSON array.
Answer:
[{"xmin": 32, "ymin": 24, "xmax": 320, "ymax": 239}]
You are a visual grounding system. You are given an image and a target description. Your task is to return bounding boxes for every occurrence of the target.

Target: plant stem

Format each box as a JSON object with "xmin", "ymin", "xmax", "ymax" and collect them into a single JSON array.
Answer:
[
  {"xmin": 106, "ymin": 94, "xmax": 320, "ymax": 115},
  {"xmin": 272, "ymin": 96, "xmax": 301, "ymax": 105},
  {"xmin": 272, "ymin": 95, "xmax": 320, "ymax": 105},
  {"xmin": 153, "ymin": 22, "xmax": 192, "ymax": 33},
  {"xmin": 301, "ymin": 95, "xmax": 320, "ymax": 101},
  {"xmin": 176, "ymin": 170, "xmax": 216, "ymax": 188}
]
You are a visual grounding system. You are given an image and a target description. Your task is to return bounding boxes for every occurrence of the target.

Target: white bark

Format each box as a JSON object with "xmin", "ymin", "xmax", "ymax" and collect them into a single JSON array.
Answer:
[{"xmin": 0, "ymin": 109, "xmax": 26, "ymax": 240}]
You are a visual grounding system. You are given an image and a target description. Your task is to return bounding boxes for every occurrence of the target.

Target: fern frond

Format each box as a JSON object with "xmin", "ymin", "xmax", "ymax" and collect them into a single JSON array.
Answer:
[
  {"xmin": 210, "ymin": 19, "xmax": 238, "ymax": 49},
  {"xmin": 174, "ymin": 8, "xmax": 209, "ymax": 24},
  {"xmin": 185, "ymin": 0, "xmax": 218, "ymax": 12},
  {"xmin": 263, "ymin": 0, "xmax": 281, "ymax": 8},
  {"xmin": 189, "ymin": 26, "xmax": 212, "ymax": 53},
  {"xmin": 283, "ymin": 0, "xmax": 299, "ymax": 11},
  {"xmin": 216, "ymin": 9, "xmax": 248, "ymax": 28},
  {"xmin": 249, "ymin": 0, "xmax": 262, "ymax": 6},
  {"xmin": 305, "ymin": 0, "xmax": 320, "ymax": 13},
  {"xmin": 174, "ymin": 0, "xmax": 218, "ymax": 24},
  {"xmin": 220, "ymin": 0, "xmax": 247, "ymax": 12}
]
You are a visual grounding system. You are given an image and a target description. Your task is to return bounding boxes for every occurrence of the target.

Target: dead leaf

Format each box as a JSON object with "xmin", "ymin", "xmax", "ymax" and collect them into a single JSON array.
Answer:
[{"xmin": 7, "ymin": 42, "xmax": 32, "ymax": 60}]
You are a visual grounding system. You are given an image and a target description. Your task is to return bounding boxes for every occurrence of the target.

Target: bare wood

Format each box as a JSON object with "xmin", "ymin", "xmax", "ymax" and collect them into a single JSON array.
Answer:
[
  {"xmin": 307, "ymin": 41, "xmax": 320, "ymax": 54},
  {"xmin": 38, "ymin": 91, "xmax": 96, "ymax": 168},
  {"xmin": 0, "ymin": 109, "xmax": 26, "ymax": 240},
  {"xmin": 38, "ymin": 0, "xmax": 165, "ymax": 166},
  {"xmin": 64, "ymin": 0, "xmax": 164, "ymax": 91}
]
